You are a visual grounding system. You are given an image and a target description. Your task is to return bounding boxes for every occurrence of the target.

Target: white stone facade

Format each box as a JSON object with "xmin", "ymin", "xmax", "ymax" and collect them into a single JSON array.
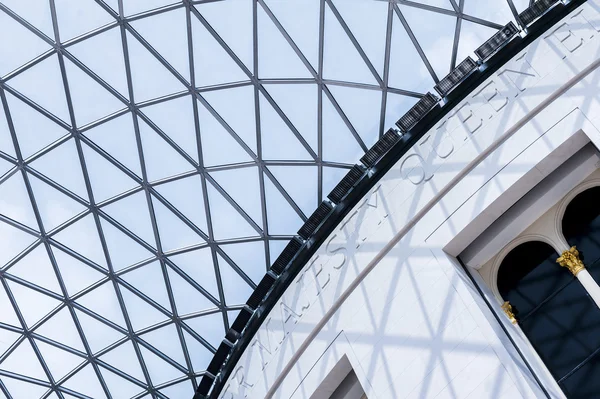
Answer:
[{"xmin": 220, "ymin": 1, "xmax": 600, "ymax": 398}]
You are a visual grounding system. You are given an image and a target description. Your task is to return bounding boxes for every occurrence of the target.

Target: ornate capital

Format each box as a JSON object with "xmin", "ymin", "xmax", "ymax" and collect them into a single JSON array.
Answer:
[
  {"xmin": 501, "ymin": 301, "xmax": 517, "ymax": 324},
  {"xmin": 557, "ymin": 246, "xmax": 585, "ymax": 276}
]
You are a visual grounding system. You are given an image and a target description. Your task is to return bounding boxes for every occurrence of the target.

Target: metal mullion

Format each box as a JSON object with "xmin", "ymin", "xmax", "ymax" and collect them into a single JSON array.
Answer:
[
  {"xmin": 217, "ymin": 236, "xmax": 281, "ymax": 245},
  {"xmin": 1, "ymin": 50, "xmax": 56, "ymax": 82},
  {"xmin": 461, "ymin": 14, "xmax": 504, "ymax": 30},
  {"xmin": 161, "ymin": 258, "xmax": 221, "ymax": 305},
  {"xmin": 0, "ymin": 378, "xmax": 11, "ymax": 399},
  {"xmin": 115, "ymin": 277, "xmax": 173, "ymax": 316},
  {"xmin": 213, "ymin": 245, "xmax": 258, "ymax": 290},
  {"xmin": 263, "ymin": 166, "xmax": 308, "ymax": 221},
  {"xmin": 28, "ymin": 333, "xmax": 87, "ymax": 358},
  {"xmin": 95, "ymin": 186, "xmax": 145, "ymax": 208},
  {"xmin": 146, "ymin": 170, "xmax": 199, "ymax": 187},
  {"xmin": 0, "ymin": 369, "xmax": 52, "ymax": 388},
  {"xmin": 77, "ymin": 107, "xmax": 130, "ymax": 133},
  {"xmin": 21, "ymin": 166, "xmax": 89, "ymax": 207},
  {"xmin": 198, "ymin": 162, "xmax": 256, "ymax": 173},
  {"xmin": 1, "ymin": 274, "xmax": 64, "ymax": 302},
  {"xmin": 0, "ymin": 152, "xmax": 18, "ymax": 168},
  {"xmin": 134, "ymin": 90, "xmax": 190, "ymax": 109},
  {"xmin": 110, "ymin": 4, "xmax": 156, "ymax": 390},
  {"xmin": 122, "ymin": 2, "xmax": 186, "ymax": 23},
  {"xmin": 325, "ymin": 0, "xmax": 384, "ymax": 86},
  {"xmin": 317, "ymin": 0, "xmax": 326, "ymax": 203},
  {"xmin": 379, "ymin": 3, "xmax": 394, "ymax": 137},
  {"xmin": 153, "ymin": 242, "xmax": 211, "ymax": 258},
  {"xmin": 394, "ymin": 5, "xmax": 440, "ymax": 85},
  {"xmin": 506, "ymin": 0, "xmax": 525, "ymax": 28},
  {"xmin": 95, "ymin": 358, "xmax": 147, "ymax": 387},
  {"xmin": 77, "ymin": 134, "xmax": 144, "ymax": 182},
  {"xmin": 60, "ymin": 21, "xmax": 119, "ymax": 48},
  {"xmin": 135, "ymin": 338, "xmax": 189, "ymax": 375},
  {"xmin": 322, "ymin": 85, "xmax": 368, "ymax": 151},
  {"xmin": 179, "ymin": 322, "xmax": 217, "ymax": 354},
  {"xmin": 148, "ymin": 189, "xmax": 210, "ymax": 241},
  {"xmin": 257, "ymin": 78, "xmax": 315, "ymax": 85},
  {"xmin": 386, "ymin": 86, "xmax": 424, "ymax": 97},
  {"xmin": 195, "ymin": 80, "xmax": 253, "ymax": 93},
  {"xmin": 43, "ymin": 210, "xmax": 90, "ymax": 237},
  {"xmin": 0, "ymin": 334, "xmax": 26, "ymax": 364},
  {"xmin": 450, "ymin": 0, "xmax": 464, "ymax": 70},
  {"xmin": 0, "ymin": 83, "xmax": 72, "ymax": 130},
  {"xmin": 0, "ymin": 4, "xmax": 55, "ymax": 45},
  {"xmin": 0, "ymin": 214, "xmax": 39, "ymax": 239}
]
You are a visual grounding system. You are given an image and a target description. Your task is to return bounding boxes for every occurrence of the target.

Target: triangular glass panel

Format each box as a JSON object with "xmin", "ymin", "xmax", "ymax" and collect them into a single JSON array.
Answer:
[
  {"xmin": 82, "ymin": 113, "xmax": 142, "ymax": 177},
  {"xmin": 264, "ymin": 84, "xmax": 318, "ymax": 153},
  {"xmin": 6, "ymin": 53, "xmax": 70, "ymax": 122},
  {"xmin": 139, "ymin": 345, "xmax": 183, "ymax": 386},
  {"xmin": 0, "ymin": 0, "xmax": 54, "ymax": 38},
  {"xmin": 167, "ymin": 248, "xmax": 219, "ymax": 300},
  {"xmin": 35, "ymin": 307, "xmax": 85, "ymax": 352},
  {"xmin": 63, "ymin": 58, "xmax": 125, "ymax": 127},
  {"xmin": 464, "ymin": 0, "xmax": 515, "ymax": 25},
  {"xmin": 52, "ymin": 214, "xmax": 107, "ymax": 269},
  {"xmin": 321, "ymin": 95, "xmax": 364, "ymax": 164},
  {"xmin": 53, "ymin": 248, "xmax": 105, "ymax": 296},
  {"xmin": 0, "ymin": 104, "xmax": 16, "ymax": 158},
  {"xmin": 263, "ymin": 175, "xmax": 303, "ymax": 235},
  {"xmin": 269, "ymin": 239, "xmax": 288, "ymax": 263},
  {"xmin": 159, "ymin": 380, "xmax": 194, "ymax": 398},
  {"xmin": 61, "ymin": 363, "xmax": 107, "ymax": 399},
  {"xmin": 195, "ymin": 0, "xmax": 254, "ymax": 70},
  {"xmin": 388, "ymin": 11, "xmax": 436, "ymax": 93},
  {"xmin": 267, "ymin": 165, "xmax": 318, "ymax": 217},
  {"xmin": 0, "ymin": 10, "xmax": 51, "ymax": 77},
  {"xmin": 323, "ymin": 166, "xmax": 349, "ymax": 198},
  {"xmin": 123, "ymin": 0, "xmax": 178, "ymax": 16},
  {"xmin": 35, "ymin": 339, "xmax": 84, "ymax": 381},
  {"xmin": 7, "ymin": 281, "xmax": 61, "ymax": 328},
  {"xmin": 257, "ymin": 5, "xmax": 313, "ymax": 78},
  {"xmin": 67, "ymin": 26, "xmax": 129, "ymax": 97},
  {"xmin": 75, "ymin": 281, "xmax": 126, "ymax": 328},
  {"xmin": 183, "ymin": 313, "xmax": 225, "ymax": 349},
  {"xmin": 216, "ymin": 255, "xmax": 254, "ymax": 307},
  {"xmin": 384, "ymin": 92, "xmax": 419, "ymax": 130},
  {"xmin": 102, "ymin": 191, "xmax": 155, "ymax": 246},
  {"xmin": 414, "ymin": 0, "xmax": 454, "ymax": 10},
  {"xmin": 28, "ymin": 174, "xmax": 87, "ymax": 233},
  {"xmin": 140, "ymin": 95, "xmax": 198, "ymax": 162},
  {"xmin": 263, "ymin": 0, "xmax": 320, "ymax": 71},
  {"xmin": 0, "ymin": 222, "xmax": 37, "ymax": 270},
  {"xmin": 81, "ymin": 143, "xmax": 138, "ymax": 203},
  {"xmin": 138, "ymin": 119, "xmax": 193, "ymax": 182},
  {"xmin": 327, "ymin": 85, "xmax": 381, "ymax": 148},
  {"xmin": 0, "ymin": 158, "xmax": 13, "ymax": 180},
  {"xmin": 29, "ymin": 139, "xmax": 88, "ymax": 200},
  {"xmin": 258, "ymin": 94, "xmax": 313, "ymax": 161},
  {"xmin": 0, "ymin": 172, "xmax": 38, "ymax": 229},
  {"xmin": 210, "ymin": 166, "xmax": 262, "ymax": 226},
  {"xmin": 191, "ymin": 15, "xmax": 249, "ymax": 87},
  {"xmin": 323, "ymin": 4, "xmax": 378, "ymax": 85},
  {"xmin": 153, "ymin": 175, "xmax": 208, "ymax": 234},
  {"xmin": 182, "ymin": 330, "xmax": 213, "ymax": 371},
  {"xmin": 99, "ymin": 340, "xmax": 145, "ymax": 382},
  {"xmin": 151, "ymin": 195, "xmax": 205, "ymax": 253},
  {"xmin": 399, "ymin": 5, "xmax": 457, "ymax": 78},
  {"xmin": 1, "ymin": 340, "xmax": 48, "ymax": 380},
  {"xmin": 131, "ymin": 7, "xmax": 190, "ymax": 81},
  {"xmin": 330, "ymin": 0, "xmax": 388, "ymax": 76},
  {"xmin": 100, "ymin": 367, "xmax": 145, "ymax": 398},
  {"xmin": 75, "ymin": 309, "xmax": 124, "ymax": 354},
  {"xmin": 0, "ymin": 328, "xmax": 20, "ymax": 357},
  {"xmin": 202, "ymin": 86, "xmax": 257, "ymax": 155},
  {"xmin": 1, "ymin": 375, "xmax": 48, "ymax": 396},
  {"xmin": 7, "ymin": 245, "xmax": 61, "ymax": 294},
  {"xmin": 98, "ymin": 217, "xmax": 154, "ymax": 272},
  {"xmin": 220, "ymin": 241, "xmax": 266, "ymax": 285},
  {"xmin": 140, "ymin": 323, "xmax": 186, "ymax": 366},
  {"xmin": 4, "ymin": 93, "xmax": 67, "ymax": 160},
  {"xmin": 0, "ymin": 278, "xmax": 21, "ymax": 327},
  {"xmin": 120, "ymin": 260, "xmax": 170, "ymax": 310},
  {"xmin": 206, "ymin": 184, "xmax": 258, "ymax": 240},
  {"xmin": 54, "ymin": 0, "xmax": 114, "ymax": 42},
  {"xmin": 167, "ymin": 267, "xmax": 216, "ymax": 316},
  {"xmin": 196, "ymin": 101, "xmax": 253, "ymax": 166},
  {"xmin": 125, "ymin": 31, "xmax": 185, "ymax": 103},
  {"xmin": 120, "ymin": 286, "xmax": 168, "ymax": 331},
  {"xmin": 457, "ymin": 20, "xmax": 501, "ymax": 63}
]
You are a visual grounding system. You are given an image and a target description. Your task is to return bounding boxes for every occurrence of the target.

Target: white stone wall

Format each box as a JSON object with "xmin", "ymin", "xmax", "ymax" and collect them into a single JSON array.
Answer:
[{"xmin": 220, "ymin": 2, "xmax": 600, "ymax": 398}]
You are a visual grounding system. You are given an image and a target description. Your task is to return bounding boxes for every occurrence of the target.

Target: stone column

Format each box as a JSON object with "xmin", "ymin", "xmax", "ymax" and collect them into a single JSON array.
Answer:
[{"xmin": 557, "ymin": 246, "xmax": 600, "ymax": 309}]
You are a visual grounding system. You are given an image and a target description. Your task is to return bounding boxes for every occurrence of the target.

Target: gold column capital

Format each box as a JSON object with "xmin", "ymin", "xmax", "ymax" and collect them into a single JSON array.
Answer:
[
  {"xmin": 557, "ymin": 246, "xmax": 585, "ymax": 276},
  {"xmin": 501, "ymin": 301, "xmax": 517, "ymax": 324}
]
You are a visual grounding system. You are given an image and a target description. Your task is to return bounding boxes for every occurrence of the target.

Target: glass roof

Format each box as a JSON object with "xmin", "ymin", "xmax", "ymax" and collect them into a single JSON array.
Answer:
[{"xmin": 0, "ymin": 0, "xmax": 522, "ymax": 397}]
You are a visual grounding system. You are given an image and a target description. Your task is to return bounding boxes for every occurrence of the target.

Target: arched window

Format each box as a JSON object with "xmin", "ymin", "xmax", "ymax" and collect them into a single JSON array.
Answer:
[
  {"xmin": 563, "ymin": 186, "xmax": 600, "ymax": 283},
  {"xmin": 498, "ymin": 241, "xmax": 600, "ymax": 398}
]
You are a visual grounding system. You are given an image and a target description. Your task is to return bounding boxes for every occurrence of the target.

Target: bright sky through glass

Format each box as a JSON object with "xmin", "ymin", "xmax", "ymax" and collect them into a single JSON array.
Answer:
[{"xmin": 0, "ymin": 0, "xmax": 519, "ymax": 397}]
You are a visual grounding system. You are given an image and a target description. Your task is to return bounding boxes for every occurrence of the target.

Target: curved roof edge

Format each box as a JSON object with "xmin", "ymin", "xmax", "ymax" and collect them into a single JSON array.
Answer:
[{"xmin": 195, "ymin": 1, "xmax": 585, "ymax": 397}]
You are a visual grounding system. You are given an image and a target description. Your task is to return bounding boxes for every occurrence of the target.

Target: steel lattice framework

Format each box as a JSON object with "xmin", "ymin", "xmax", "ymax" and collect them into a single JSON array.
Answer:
[{"xmin": 0, "ymin": 0, "xmax": 528, "ymax": 397}]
